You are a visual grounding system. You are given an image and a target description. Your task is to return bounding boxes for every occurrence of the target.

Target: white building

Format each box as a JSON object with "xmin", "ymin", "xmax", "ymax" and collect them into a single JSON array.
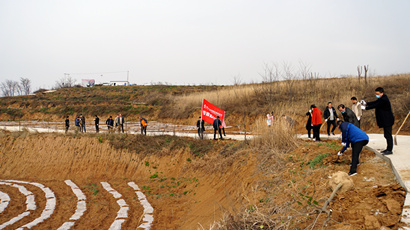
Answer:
[{"xmin": 110, "ymin": 81, "xmax": 130, "ymax": 86}]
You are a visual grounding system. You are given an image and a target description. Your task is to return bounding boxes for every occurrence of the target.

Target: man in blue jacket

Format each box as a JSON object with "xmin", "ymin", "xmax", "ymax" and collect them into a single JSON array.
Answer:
[
  {"xmin": 362, "ymin": 87, "xmax": 395, "ymax": 155},
  {"xmin": 337, "ymin": 121, "xmax": 369, "ymax": 176}
]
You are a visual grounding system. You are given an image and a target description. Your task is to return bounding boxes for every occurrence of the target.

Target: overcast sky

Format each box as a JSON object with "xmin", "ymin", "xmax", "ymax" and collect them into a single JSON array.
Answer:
[{"xmin": 0, "ymin": 0, "xmax": 409, "ymax": 90}]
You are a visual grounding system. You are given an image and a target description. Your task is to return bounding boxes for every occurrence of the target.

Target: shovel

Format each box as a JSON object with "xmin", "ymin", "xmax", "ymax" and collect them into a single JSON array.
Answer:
[
  {"xmin": 394, "ymin": 111, "xmax": 410, "ymax": 145},
  {"xmin": 332, "ymin": 149, "xmax": 344, "ymax": 163}
]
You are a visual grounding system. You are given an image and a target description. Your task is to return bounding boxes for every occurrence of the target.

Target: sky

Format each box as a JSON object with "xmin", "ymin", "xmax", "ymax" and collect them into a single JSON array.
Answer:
[{"xmin": 0, "ymin": 0, "xmax": 409, "ymax": 90}]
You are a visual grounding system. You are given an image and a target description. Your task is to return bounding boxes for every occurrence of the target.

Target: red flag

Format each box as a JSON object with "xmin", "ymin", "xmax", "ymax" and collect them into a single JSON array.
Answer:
[{"xmin": 201, "ymin": 99, "xmax": 225, "ymax": 125}]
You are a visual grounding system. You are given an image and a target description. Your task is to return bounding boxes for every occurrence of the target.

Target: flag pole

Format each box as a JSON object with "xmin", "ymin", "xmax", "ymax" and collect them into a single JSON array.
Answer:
[{"xmin": 201, "ymin": 98, "xmax": 204, "ymax": 123}]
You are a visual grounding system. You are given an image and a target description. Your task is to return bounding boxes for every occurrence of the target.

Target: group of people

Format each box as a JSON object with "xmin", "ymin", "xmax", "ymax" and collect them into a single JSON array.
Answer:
[
  {"xmin": 65, "ymin": 114, "xmax": 149, "ymax": 135},
  {"xmin": 104, "ymin": 114, "xmax": 126, "ymax": 133},
  {"xmin": 196, "ymin": 116, "xmax": 226, "ymax": 140},
  {"xmin": 306, "ymin": 87, "xmax": 395, "ymax": 176}
]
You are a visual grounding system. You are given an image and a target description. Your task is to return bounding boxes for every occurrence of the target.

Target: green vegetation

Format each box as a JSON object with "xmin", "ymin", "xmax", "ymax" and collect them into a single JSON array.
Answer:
[
  {"xmin": 307, "ymin": 153, "xmax": 330, "ymax": 169},
  {"xmin": 82, "ymin": 183, "xmax": 100, "ymax": 196}
]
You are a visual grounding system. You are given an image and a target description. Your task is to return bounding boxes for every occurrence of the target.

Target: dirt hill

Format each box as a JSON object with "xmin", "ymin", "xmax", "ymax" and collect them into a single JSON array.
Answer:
[{"xmin": 0, "ymin": 130, "xmax": 406, "ymax": 229}]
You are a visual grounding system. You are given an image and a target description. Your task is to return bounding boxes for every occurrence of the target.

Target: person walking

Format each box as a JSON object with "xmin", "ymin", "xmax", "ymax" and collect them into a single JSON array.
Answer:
[
  {"xmin": 323, "ymin": 102, "xmax": 338, "ymax": 136},
  {"xmin": 196, "ymin": 116, "xmax": 205, "ymax": 139},
  {"xmin": 337, "ymin": 121, "xmax": 369, "ymax": 176},
  {"xmin": 65, "ymin": 116, "xmax": 70, "ymax": 134},
  {"xmin": 221, "ymin": 117, "xmax": 227, "ymax": 136},
  {"xmin": 351, "ymin": 97, "xmax": 363, "ymax": 128},
  {"xmin": 305, "ymin": 110, "xmax": 312, "ymax": 139},
  {"xmin": 311, "ymin": 104, "xmax": 322, "ymax": 141},
  {"xmin": 213, "ymin": 116, "xmax": 223, "ymax": 140},
  {"xmin": 75, "ymin": 116, "xmax": 81, "ymax": 132},
  {"xmin": 94, "ymin": 115, "xmax": 100, "ymax": 133},
  {"xmin": 139, "ymin": 116, "xmax": 148, "ymax": 135},
  {"xmin": 80, "ymin": 114, "xmax": 86, "ymax": 133},
  {"xmin": 106, "ymin": 116, "xmax": 114, "ymax": 133},
  {"xmin": 114, "ymin": 115, "xmax": 120, "ymax": 133},
  {"xmin": 118, "ymin": 114, "xmax": 125, "ymax": 133},
  {"xmin": 337, "ymin": 104, "xmax": 360, "ymax": 128},
  {"xmin": 362, "ymin": 87, "xmax": 395, "ymax": 155}
]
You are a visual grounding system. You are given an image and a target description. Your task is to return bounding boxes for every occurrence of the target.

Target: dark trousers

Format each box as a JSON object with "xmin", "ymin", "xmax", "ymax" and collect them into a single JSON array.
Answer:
[
  {"xmin": 198, "ymin": 128, "xmax": 204, "ymax": 139},
  {"xmin": 81, "ymin": 125, "xmax": 86, "ymax": 133},
  {"xmin": 222, "ymin": 128, "xmax": 226, "ymax": 136},
  {"xmin": 95, "ymin": 124, "xmax": 99, "ymax": 133},
  {"xmin": 383, "ymin": 126, "xmax": 393, "ymax": 151},
  {"xmin": 119, "ymin": 124, "xmax": 124, "ymax": 133},
  {"xmin": 141, "ymin": 126, "xmax": 147, "ymax": 135},
  {"xmin": 350, "ymin": 140, "xmax": 368, "ymax": 173},
  {"xmin": 65, "ymin": 126, "xmax": 69, "ymax": 134},
  {"xmin": 306, "ymin": 128, "xmax": 312, "ymax": 138},
  {"xmin": 313, "ymin": 124, "xmax": 321, "ymax": 141},
  {"xmin": 327, "ymin": 119, "xmax": 336, "ymax": 135},
  {"xmin": 214, "ymin": 128, "xmax": 223, "ymax": 140}
]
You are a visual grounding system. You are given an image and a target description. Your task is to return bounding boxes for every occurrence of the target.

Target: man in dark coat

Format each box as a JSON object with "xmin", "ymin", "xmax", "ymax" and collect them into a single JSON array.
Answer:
[
  {"xmin": 323, "ymin": 102, "xmax": 338, "ymax": 136},
  {"xmin": 363, "ymin": 87, "xmax": 395, "ymax": 155},
  {"xmin": 196, "ymin": 116, "xmax": 205, "ymax": 139},
  {"xmin": 213, "ymin": 116, "xmax": 223, "ymax": 140},
  {"xmin": 106, "ymin": 116, "xmax": 114, "ymax": 133},
  {"xmin": 337, "ymin": 104, "xmax": 360, "ymax": 128},
  {"xmin": 94, "ymin": 115, "xmax": 100, "ymax": 133},
  {"xmin": 65, "ymin": 116, "xmax": 70, "ymax": 134}
]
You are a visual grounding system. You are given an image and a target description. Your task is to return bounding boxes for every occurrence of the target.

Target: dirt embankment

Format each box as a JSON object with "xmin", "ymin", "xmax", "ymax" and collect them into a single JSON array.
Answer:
[{"xmin": 0, "ymin": 132, "xmax": 406, "ymax": 229}]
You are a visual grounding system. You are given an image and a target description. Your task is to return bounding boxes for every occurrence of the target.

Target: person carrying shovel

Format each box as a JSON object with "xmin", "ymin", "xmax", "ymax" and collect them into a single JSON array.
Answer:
[{"xmin": 336, "ymin": 120, "xmax": 369, "ymax": 176}]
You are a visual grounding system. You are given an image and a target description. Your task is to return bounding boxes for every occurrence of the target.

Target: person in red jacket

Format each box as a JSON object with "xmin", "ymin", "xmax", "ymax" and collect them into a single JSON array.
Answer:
[{"xmin": 311, "ymin": 104, "xmax": 323, "ymax": 141}]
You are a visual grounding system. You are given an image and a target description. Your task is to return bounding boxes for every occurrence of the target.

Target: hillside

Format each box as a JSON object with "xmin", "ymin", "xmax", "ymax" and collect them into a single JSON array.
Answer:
[
  {"xmin": 0, "ymin": 74, "xmax": 409, "ymax": 134},
  {"xmin": 0, "ymin": 130, "xmax": 406, "ymax": 229}
]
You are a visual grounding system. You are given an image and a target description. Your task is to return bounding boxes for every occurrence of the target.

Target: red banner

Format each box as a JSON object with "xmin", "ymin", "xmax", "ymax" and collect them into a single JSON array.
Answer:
[{"xmin": 201, "ymin": 99, "xmax": 225, "ymax": 125}]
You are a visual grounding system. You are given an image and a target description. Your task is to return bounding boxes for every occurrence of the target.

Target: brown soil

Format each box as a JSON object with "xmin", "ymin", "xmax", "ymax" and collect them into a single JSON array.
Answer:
[{"xmin": 0, "ymin": 132, "xmax": 407, "ymax": 229}]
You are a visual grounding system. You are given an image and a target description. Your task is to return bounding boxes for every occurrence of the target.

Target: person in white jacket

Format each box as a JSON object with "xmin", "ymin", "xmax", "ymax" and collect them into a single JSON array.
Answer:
[{"xmin": 351, "ymin": 97, "xmax": 363, "ymax": 128}]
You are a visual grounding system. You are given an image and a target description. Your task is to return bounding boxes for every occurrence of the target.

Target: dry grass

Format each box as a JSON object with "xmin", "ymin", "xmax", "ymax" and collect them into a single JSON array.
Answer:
[{"xmin": 168, "ymin": 74, "xmax": 410, "ymax": 131}]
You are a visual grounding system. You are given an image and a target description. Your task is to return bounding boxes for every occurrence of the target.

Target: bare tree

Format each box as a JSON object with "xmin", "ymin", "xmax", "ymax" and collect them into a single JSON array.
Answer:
[
  {"xmin": 282, "ymin": 62, "xmax": 298, "ymax": 101},
  {"xmin": 0, "ymin": 80, "xmax": 20, "ymax": 97},
  {"xmin": 20, "ymin": 78, "xmax": 31, "ymax": 95},
  {"xmin": 16, "ymin": 83, "xmax": 23, "ymax": 96},
  {"xmin": 363, "ymin": 65, "xmax": 369, "ymax": 85},
  {"xmin": 0, "ymin": 82, "xmax": 10, "ymax": 96},
  {"xmin": 232, "ymin": 75, "xmax": 242, "ymax": 86},
  {"xmin": 54, "ymin": 75, "xmax": 77, "ymax": 89},
  {"xmin": 255, "ymin": 63, "xmax": 281, "ymax": 108},
  {"xmin": 357, "ymin": 66, "xmax": 363, "ymax": 83}
]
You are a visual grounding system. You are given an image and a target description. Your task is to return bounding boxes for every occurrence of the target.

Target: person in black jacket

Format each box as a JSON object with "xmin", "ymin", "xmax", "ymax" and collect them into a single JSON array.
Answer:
[
  {"xmin": 337, "ymin": 104, "xmax": 360, "ymax": 128},
  {"xmin": 213, "ymin": 116, "xmax": 223, "ymax": 140},
  {"xmin": 323, "ymin": 102, "xmax": 338, "ymax": 136},
  {"xmin": 94, "ymin": 115, "xmax": 100, "ymax": 133},
  {"xmin": 305, "ymin": 110, "xmax": 312, "ymax": 139},
  {"xmin": 196, "ymin": 116, "xmax": 205, "ymax": 139},
  {"xmin": 65, "ymin": 116, "xmax": 70, "ymax": 134},
  {"xmin": 362, "ymin": 87, "xmax": 395, "ymax": 155},
  {"xmin": 106, "ymin": 116, "xmax": 114, "ymax": 133}
]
